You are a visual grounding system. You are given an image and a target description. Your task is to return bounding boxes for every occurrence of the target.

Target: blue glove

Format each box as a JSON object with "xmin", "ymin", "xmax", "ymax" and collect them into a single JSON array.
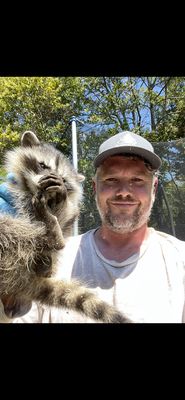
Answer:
[{"xmin": 0, "ymin": 173, "xmax": 17, "ymax": 215}]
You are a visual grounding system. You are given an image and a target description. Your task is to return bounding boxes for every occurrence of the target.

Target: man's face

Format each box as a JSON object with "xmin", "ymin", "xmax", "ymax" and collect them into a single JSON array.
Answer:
[{"xmin": 93, "ymin": 156, "xmax": 158, "ymax": 234}]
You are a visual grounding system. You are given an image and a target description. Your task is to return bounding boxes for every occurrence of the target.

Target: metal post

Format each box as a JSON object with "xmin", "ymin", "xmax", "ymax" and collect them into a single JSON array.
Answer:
[
  {"xmin": 71, "ymin": 116, "xmax": 78, "ymax": 236},
  {"xmin": 71, "ymin": 116, "xmax": 78, "ymax": 171}
]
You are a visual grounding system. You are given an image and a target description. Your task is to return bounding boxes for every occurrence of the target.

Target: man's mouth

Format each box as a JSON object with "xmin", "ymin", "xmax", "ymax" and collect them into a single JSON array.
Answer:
[{"xmin": 109, "ymin": 201, "xmax": 139, "ymax": 208}]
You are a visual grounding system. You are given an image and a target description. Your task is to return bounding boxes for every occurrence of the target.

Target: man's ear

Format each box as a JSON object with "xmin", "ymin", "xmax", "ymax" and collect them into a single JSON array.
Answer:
[
  {"xmin": 92, "ymin": 178, "xmax": 96, "ymax": 193},
  {"xmin": 153, "ymin": 177, "xmax": 158, "ymax": 194}
]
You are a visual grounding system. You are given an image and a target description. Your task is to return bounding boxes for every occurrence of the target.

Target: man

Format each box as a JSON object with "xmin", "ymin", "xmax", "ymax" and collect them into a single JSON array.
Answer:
[{"xmin": 0, "ymin": 131, "xmax": 185, "ymax": 323}]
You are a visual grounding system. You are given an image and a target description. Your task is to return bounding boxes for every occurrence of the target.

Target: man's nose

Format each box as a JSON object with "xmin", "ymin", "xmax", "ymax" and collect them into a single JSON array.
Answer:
[{"xmin": 115, "ymin": 180, "xmax": 133, "ymax": 196}]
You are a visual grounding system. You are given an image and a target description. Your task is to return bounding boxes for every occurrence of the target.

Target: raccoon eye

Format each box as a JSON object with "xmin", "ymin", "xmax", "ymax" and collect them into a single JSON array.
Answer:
[{"xmin": 39, "ymin": 162, "xmax": 49, "ymax": 170}]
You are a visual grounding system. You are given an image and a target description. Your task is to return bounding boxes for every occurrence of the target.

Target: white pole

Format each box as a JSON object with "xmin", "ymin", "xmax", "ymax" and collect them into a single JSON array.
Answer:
[
  {"xmin": 71, "ymin": 116, "xmax": 78, "ymax": 236},
  {"xmin": 71, "ymin": 116, "xmax": 78, "ymax": 171}
]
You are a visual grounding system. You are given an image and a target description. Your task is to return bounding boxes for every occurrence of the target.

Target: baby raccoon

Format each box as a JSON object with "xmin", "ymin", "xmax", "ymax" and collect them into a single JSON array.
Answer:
[{"xmin": 0, "ymin": 131, "xmax": 130, "ymax": 323}]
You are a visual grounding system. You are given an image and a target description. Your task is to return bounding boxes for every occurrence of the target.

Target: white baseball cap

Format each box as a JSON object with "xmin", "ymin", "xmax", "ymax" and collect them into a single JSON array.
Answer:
[{"xmin": 94, "ymin": 131, "xmax": 162, "ymax": 170}]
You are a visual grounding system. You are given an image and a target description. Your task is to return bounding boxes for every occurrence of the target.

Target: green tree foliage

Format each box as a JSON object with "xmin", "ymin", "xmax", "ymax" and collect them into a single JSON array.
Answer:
[
  {"xmin": 0, "ymin": 77, "xmax": 85, "ymax": 155},
  {"xmin": 0, "ymin": 76, "xmax": 185, "ymax": 238},
  {"xmin": 150, "ymin": 139, "xmax": 185, "ymax": 240},
  {"xmin": 81, "ymin": 76, "xmax": 185, "ymax": 141}
]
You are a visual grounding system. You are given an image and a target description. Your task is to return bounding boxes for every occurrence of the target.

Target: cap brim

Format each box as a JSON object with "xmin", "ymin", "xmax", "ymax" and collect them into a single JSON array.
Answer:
[{"xmin": 94, "ymin": 146, "xmax": 162, "ymax": 170}]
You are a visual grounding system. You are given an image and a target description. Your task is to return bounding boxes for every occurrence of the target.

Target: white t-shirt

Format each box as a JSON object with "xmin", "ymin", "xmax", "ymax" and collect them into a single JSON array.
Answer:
[{"xmin": 10, "ymin": 227, "xmax": 185, "ymax": 323}]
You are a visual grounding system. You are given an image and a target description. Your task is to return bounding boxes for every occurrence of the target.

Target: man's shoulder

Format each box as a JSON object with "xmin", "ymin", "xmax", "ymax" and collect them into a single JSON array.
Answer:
[{"xmin": 152, "ymin": 228, "xmax": 185, "ymax": 250}]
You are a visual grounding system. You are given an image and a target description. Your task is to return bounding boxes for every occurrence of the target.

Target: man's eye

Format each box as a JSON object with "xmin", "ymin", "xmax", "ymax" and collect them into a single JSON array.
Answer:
[
  {"xmin": 106, "ymin": 178, "xmax": 118, "ymax": 182},
  {"xmin": 131, "ymin": 178, "xmax": 143, "ymax": 184}
]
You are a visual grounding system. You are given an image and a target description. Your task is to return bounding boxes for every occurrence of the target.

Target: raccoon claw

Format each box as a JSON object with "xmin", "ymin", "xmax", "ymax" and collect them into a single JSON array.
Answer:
[
  {"xmin": 37, "ymin": 175, "xmax": 67, "ymax": 208},
  {"xmin": 38, "ymin": 175, "xmax": 66, "ymax": 196}
]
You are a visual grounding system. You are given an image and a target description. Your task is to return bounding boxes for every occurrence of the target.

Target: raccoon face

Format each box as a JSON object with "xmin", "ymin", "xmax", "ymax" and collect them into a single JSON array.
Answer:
[
  {"xmin": 13, "ymin": 146, "xmax": 81, "ymax": 199},
  {"xmin": 5, "ymin": 131, "xmax": 84, "ymax": 201}
]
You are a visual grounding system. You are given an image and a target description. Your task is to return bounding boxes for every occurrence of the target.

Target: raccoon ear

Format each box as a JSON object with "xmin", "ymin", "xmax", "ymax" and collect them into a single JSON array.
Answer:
[
  {"xmin": 77, "ymin": 173, "xmax": 85, "ymax": 182},
  {"xmin": 21, "ymin": 131, "xmax": 40, "ymax": 147}
]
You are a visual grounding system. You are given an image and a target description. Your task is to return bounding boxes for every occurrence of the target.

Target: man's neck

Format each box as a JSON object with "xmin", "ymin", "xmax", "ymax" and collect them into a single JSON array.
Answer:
[{"xmin": 94, "ymin": 224, "xmax": 150, "ymax": 262}]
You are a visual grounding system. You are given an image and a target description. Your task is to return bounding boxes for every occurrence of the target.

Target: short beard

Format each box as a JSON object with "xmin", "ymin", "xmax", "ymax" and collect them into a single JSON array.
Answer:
[{"xmin": 95, "ymin": 195, "xmax": 155, "ymax": 234}]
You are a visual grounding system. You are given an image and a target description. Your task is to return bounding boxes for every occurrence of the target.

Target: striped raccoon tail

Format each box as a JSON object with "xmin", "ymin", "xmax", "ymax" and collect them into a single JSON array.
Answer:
[{"xmin": 29, "ymin": 277, "xmax": 131, "ymax": 323}]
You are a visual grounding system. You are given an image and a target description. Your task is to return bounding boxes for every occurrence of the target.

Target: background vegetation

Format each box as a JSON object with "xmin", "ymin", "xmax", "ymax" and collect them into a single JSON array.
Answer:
[{"xmin": 0, "ymin": 77, "xmax": 185, "ymax": 239}]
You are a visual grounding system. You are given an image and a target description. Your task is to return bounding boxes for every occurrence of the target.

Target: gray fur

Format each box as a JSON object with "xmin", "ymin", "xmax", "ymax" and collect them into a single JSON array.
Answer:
[{"xmin": 0, "ymin": 131, "xmax": 130, "ymax": 323}]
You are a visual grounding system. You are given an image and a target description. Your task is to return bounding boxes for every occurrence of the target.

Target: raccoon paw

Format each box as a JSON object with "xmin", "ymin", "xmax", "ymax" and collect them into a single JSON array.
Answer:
[{"xmin": 32, "ymin": 191, "xmax": 50, "ymax": 220}]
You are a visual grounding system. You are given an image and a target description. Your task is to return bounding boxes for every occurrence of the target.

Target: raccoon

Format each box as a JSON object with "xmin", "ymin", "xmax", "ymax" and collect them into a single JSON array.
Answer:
[{"xmin": 0, "ymin": 131, "xmax": 130, "ymax": 323}]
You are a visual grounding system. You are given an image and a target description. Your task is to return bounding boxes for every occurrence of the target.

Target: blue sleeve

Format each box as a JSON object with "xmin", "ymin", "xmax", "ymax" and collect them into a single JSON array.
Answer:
[{"xmin": 0, "ymin": 176, "xmax": 17, "ymax": 215}]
